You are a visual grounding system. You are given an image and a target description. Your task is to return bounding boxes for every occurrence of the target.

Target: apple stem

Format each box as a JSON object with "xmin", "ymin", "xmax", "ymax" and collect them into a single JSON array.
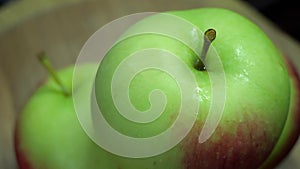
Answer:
[
  {"xmin": 194, "ymin": 29, "xmax": 216, "ymax": 71},
  {"xmin": 37, "ymin": 52, "xmax": 71, "ymax": 96}
]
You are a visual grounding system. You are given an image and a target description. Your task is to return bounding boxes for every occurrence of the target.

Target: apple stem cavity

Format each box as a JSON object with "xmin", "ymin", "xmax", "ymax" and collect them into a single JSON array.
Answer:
[
  {"xmin": 37, "ymin": 52, "xmax": 71, "ymax": 96},
  {"xmin": 194, "ymin": 28, "xmax": 216, "ymax": 71}
]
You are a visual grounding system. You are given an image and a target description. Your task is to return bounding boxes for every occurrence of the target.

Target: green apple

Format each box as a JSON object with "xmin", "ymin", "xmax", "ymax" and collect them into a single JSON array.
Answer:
[
  {"xmin": 14, "ymin": 55, "xmax": 118, "ymax": 169},
  {"xmin": 95, "ymin": 8, "xmax": 292, "ymax": 169},
  {"xmin": 14, "ymin": 7, "xmax": 297, "ymax": 169},
  {"xmin": 259, "ymin": 56, "xmax": 300, "ymax": 168}
]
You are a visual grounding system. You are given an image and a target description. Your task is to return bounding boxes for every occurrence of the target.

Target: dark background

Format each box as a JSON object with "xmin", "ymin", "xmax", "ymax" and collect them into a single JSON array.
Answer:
[
  {"xmin": 1, "ymin": 0, "xmax": 299, "ymax": 42},
  {"xmin": 243, "ymin": 0, "xmax": 300, "ymax": 42}
]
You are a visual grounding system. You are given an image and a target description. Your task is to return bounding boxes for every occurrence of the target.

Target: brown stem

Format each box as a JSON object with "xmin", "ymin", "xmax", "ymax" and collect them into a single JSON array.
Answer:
[{"xmin": 194, "ymin": 29, "xmax": 216, "ymax": 71}]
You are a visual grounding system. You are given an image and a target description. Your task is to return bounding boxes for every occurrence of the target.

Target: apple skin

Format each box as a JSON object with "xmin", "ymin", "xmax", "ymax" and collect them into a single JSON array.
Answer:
[
  {"xmin": 259, "ymin": 56, "xmax": 300, "ymax": 169},
  {"xmin": 95, "ymin": 8, "xmax": 291, "ymax": 169},
  {"xmin": 15, "ymin": 8, "xmax": 294, "ymax": 169},
  {"xmin": 14, "ymin": 64, "xmax": 121, "ymax": 169}
]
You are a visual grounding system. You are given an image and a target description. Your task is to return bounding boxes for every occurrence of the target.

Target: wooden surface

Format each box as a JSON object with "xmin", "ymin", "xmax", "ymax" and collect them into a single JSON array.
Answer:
[
  {"xmin": 0, "ymin": 70, "xmax": 16, "ymax": 169},
  {"xmin": 0, "ymin": 0, "xmax": 299, "ymax": 168}
]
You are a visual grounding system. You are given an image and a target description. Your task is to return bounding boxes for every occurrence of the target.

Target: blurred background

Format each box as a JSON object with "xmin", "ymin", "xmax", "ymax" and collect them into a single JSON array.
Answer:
[
  {"xmin": 1, "ymin": 0, "xmax": 299, "ymax": 41},
  {"xmin": 244, "ymin": 0, "xmax": 300, "ymax": 42}
]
